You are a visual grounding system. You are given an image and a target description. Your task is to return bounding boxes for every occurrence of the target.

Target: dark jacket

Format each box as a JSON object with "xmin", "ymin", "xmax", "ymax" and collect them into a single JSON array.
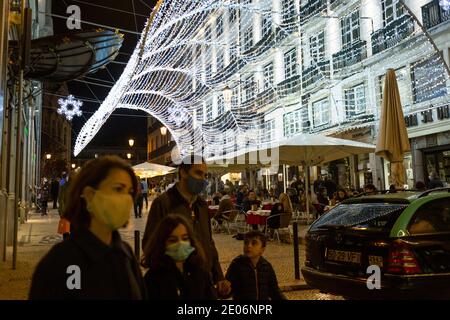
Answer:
[
  {"xmin": 142, "ymin": 184, "xmax": 224, "ymax": 283},
  {"xmin": 242, "ymin": 199, "xmax": 261, "ymax": 213},
  {"xmin": 225, "ymin": 255, "xmax": 285, "ymax": 300},
  {"xmin": 144, "ymin": 256, "xmax": 217, "ymax": 300},
  {"xmin": 29, "ymin": 229, "xmax": 146, "ymax": 300},
  {"xmin": 428, "ymin": 178, "xmax": 444, "ymax": 189},
  {"xmin": 50, "ymin": 180, "xmax": 60, "ymax": 197}
]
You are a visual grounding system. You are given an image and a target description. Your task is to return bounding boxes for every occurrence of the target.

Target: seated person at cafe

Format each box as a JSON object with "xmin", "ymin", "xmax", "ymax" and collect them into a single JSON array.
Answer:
[
  {"xmin": 267, "ymin": 193, "xmax": 293, "ymax": 234},
  {"xmin": 242, "ymin": 190, "xmax": 261, "ymax": 212},
  {"xmin": 213, "ymin": 191, "xmax": 235, "ymax": 227},
  {"xmin": 212, "ymin": 192, "xmax": 222, "ymax": 205}
]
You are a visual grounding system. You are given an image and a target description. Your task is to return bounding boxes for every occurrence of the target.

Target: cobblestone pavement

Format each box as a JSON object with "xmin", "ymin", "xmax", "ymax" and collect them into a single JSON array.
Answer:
[
  {"xmin": 0, "ymin": 204, "xmax": 313, "ymax": 300},
  {"xmin": 284, "ymin": 290, "xmax": 344, "ymax": 300}
]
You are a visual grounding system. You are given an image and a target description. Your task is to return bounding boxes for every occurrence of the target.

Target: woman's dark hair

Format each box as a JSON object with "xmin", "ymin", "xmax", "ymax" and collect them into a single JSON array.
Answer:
[
  {"xmin": 415, "ymin": 181, "xmax": 426, "ymax": 191},
  {"xmin": 335, "ymin": 188, "xmax": 349, "ymax": 200},
  {"xmin": 63, "ymin": 155, "xmax": 138, "ymax": 230},
  {"xmin": 141, "ymin": 214, "xmax": 206, "ymax": 271}
]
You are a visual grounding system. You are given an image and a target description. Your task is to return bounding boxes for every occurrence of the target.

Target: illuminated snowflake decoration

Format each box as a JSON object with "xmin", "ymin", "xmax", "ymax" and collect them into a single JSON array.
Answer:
[
  {"xmin": 57, "ymin": 95, "xmax": 83, "ymax": 121},
  {"xmin": 440, "ymin": 0, "xmax": 450, "ymax": 11}
]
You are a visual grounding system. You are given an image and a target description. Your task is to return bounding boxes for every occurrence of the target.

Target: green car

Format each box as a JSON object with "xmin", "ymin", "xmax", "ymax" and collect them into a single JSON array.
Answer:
[{"xmin": 302, "ymin": 188, "xmax": 450, "ymax": 299}]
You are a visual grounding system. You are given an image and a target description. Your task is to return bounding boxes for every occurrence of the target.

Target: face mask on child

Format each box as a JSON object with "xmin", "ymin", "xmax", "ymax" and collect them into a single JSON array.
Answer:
[
  {"xmin": 165, "ymin": 241, "xmax": 195, "ymax": 262},
  {"xmin": 86, "ymin": 190, "xmax": 133, "ymax": 231}
]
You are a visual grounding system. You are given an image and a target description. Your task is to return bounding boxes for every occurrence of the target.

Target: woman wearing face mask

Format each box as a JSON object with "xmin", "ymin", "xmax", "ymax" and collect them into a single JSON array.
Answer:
[
  {"xmin": 142, "ymin": 214, "xmax": 217, "ymax": 300},
  {"xmin": 29, "ymin": 156, "xmax": 147, "ymax": 300}
]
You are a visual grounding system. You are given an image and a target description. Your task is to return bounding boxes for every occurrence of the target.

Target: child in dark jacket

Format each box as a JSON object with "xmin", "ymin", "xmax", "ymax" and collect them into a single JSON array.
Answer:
[
  {"xmin": 142, "ymin": 214, "xmax": 217, "ymax": 300},
  {"xmin": 226, "ymin": 231, "xmax": 285, "ymax": 300}
]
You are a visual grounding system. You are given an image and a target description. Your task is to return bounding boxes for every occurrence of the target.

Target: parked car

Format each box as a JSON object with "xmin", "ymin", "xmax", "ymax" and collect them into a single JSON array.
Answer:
[{"xmin": 302, "ymin": 188, "xmax": 450, "ymax": 299}]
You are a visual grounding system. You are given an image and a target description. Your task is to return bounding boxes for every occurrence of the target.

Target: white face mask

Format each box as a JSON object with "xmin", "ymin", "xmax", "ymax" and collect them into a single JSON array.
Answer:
[{"xmin": 86, "ymin": 190, "xmax": 133, "ymax": 230}]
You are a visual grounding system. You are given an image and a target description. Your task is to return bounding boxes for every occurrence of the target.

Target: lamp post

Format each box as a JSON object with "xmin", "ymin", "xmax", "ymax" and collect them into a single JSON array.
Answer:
[
  {"xmin": 160, "ymin": 126, "xmax": 167, "ymax": 136},
  {"xmin": 128, "ymin": 139, "xmax": 135, "ymax": 147},
  {"xmin": 46, "ymin": 154, "xmax": 51, "ymax": 160},
  {"xmin": 127, "ymin": 153, "xmax": 132, "ymax": 160}
]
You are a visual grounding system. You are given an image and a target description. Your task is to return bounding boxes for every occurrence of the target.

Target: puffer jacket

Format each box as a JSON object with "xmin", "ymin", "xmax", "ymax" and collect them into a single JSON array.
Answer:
[{"xmin": 225, "ymin": 255, "xmax": 285, "ymax": 300}]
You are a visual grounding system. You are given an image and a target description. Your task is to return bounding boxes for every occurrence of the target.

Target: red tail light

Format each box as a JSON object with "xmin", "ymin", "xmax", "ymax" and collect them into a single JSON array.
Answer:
[{"xmin": 387, "ymin": 242, "xmax": 422, "ymax": 274}]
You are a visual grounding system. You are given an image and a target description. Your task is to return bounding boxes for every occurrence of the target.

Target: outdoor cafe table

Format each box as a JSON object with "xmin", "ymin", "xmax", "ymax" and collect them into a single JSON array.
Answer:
[
  {"xmin": 246, "ymin": 210, "xmax": 271, "ymax": 226},
  {"xmin": 208, "ymin": 205, "xmax": 219, "ymax": 219},
  {"xmin": 261, "ymin": 201, "xmax": 277, "ymax": 211}
]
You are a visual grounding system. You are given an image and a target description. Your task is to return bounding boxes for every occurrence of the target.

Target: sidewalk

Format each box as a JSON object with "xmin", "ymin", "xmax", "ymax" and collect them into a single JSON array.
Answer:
[{"xmin": 0, "ymin": 206, "xmax": 310, "ymax": 299}]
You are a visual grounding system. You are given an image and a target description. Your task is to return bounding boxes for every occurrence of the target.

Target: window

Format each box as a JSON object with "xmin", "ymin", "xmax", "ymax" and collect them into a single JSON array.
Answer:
[
  {"xmin": 312, "ymin": 98, "xmax": 330, "ymax": 127},
  {"xmin": 206, "ymin": 100, "xmax": 213, "ymax": 121},
  {"xmin": 216, "ymin": 15, "xmax": 223, "ymax": 37},
  {"xmin": 216, "ymin": 52, "xmax": 224, "ymax": 72},
  {"xmin": 205, "ymin": 64, "xmax": 212, "ymax": 81},
  {"xmin": 244, "ymin": 76, "xmax": 256, "ymax": 102},
  {"xmin": 310, "ymin": 31, "xmax": 325, "ymax": 65},
  {"xmin": 262, "ymin": 14, "xmax": 272, "ymax": 37},
  {"xmin": 232, "ymin": 86, "xmax": 239, "ymax": 108},
  {"xmin": 341, "ymin": 10, "xmax": 360, "ymax": 48},
  {"xmin": 229, "ymin": 41, "xmax": 238, "ymax": 62},
  {"xmin": 409, "ymin": 198, "xmax": 450, "ymax": 234},
  {"xmin": 261, "ymin": 119, "xmax": 275, "ymax": 143},
  {"xmin": 243, "ymin": 25, "xmax": 253, "ymax": 52},
  {"xmin": 283, "ymin": 109, "xmax": 302, "ymax": 137},
  {"xmin": 229, "ymin": 9, "xmax": 238, "ymax": 24},
  {"xmin": 281, "ymin": 0, "xmax": 295, "ymax": 23},
  {"xmin": 382, "ymin": 0, "xmax": 404, "ymax": 26},
  {"xmin": 263, "ymin": 62, "xmax": 274, "ymax": 91},
  {"xmin": 217, "ymin": 95, "xmax": 225, "ymax": 116},
  {"xmin": 204, "ymin": 26, "xmax": 212, "ymax": 42},
  {"xmin": 412, "ymin": 54, "xmax": 448, "ymax": 103},
  {"xmin": 284, "ymin": 48, "xmax": 297, "ymax": 79},
  {"xmin": 345, "ymin": 84, "xmax": 366, "ymax": 117}
]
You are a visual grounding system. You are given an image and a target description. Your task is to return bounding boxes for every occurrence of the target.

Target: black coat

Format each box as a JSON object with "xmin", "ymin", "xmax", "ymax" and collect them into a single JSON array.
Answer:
[
  {"xmin": 29, "ymin": 229, "xmax": 146, "ymax": 300},
  {"xmin": 225, "ymin": 255, "xmax": 285, "ymax": 300},
  {"xmin": 142, "ymin": 184, "xmax": 224, "ymax": 283},
  {"xmin": 144, "ymin": 256, "xmax": 217, "ymax": 300}
]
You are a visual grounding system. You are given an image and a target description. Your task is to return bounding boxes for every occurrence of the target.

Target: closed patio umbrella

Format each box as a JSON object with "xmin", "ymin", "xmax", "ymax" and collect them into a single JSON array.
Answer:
[{"xmin": 375, "ymin": 69, "xmax": 411, "ymax": 189}]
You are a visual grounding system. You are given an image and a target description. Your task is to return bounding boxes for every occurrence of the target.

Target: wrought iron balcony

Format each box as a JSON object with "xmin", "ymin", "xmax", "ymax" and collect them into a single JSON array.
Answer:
[
  {"xmin": 301, "ymin": 59, "xmax": 330, "ymax": 90},
  {"xmin": 422, "ymin": 0, "xmax": 450, "ymax": 29},
  {"xmin": 277, "ymin": 74, "xmax": 302, "ymax": 99},
  {"xmin": 332, "ymin": 40, "xmax": 367, "ymax": 73},
  {"xmin": 371, "ymin": 15, "xmax": 414, "ymax": 55},
  {"xmin": 300, "ymin": 0, "xmax": 327, "ymax": 25}
]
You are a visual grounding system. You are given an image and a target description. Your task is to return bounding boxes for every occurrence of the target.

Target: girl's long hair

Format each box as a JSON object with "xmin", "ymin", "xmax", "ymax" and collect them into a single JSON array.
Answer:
[{"xmin": 141, "ymin": 214, "xmax": 207, "ymax": 271}]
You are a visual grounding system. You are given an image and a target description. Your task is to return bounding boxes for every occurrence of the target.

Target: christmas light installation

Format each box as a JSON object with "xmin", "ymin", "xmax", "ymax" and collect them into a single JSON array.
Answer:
[
  {"xmin": 57, "ymin": 95, "xmax": 83, "ymax": 121},
  {"xmin": 74, "ymin": 0, "xmax": 450, "ymax": 161},
  {"xmin": 440, "ymin": 0, "xmax": 450, "ymax": 11}
]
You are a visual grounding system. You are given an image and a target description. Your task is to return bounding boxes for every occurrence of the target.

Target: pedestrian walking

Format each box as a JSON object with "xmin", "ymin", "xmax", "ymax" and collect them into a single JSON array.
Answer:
[
  {"xmin": 141, "ymin": 178, "xmax": 149, "ymax": 208},
  {"xmin": 50, "ymin": 178, "xmax": 59, "ymax": 209},
  {"xmin": 142, "ymin": 155, "xmax": 231, "ymax": 298},
  {"xmin": 134, "ymin": 176, "xmax": 144, "ymax": 218},
  {"xmin": 225, "ymin": 231, "xmax": 285, "ymax": 300},
  {"xmin": 427, "ymin": 171, "xmax": 444, "ymax": 189},
  {"xmin": 39, "ymin": 178, "xmax": 50, "ymax": 216},
  {"xmin": 29, "ymin": 156, "xmax": 146, "ymax": 300},
  {"xmin": 142, "ymin": 214, "xmax": 217, "ymax": 300}
]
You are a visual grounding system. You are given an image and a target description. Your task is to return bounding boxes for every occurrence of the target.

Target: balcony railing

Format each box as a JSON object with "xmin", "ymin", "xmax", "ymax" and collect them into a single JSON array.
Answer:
[
  {"xmin": 301, "ymin": 59, "xmax": 330, "ymax": 90},
  {"xmin": 422, "ymin": 0, "xmax": 450, "ymax": 29},
  {"xmin": 371, "ymin": 15, "xmax": 415, "ymax": 55},
  {"xmin": 277, "ymin": 74, "xmax": 302, "ymax": 99},
  {"xmin": 300, "ymin": 0, "xmax": 327, "ymax": 25},
  {"xmin": 332, "ymin": 40, "xmax": 367, "ymax": 73},
  {"xmin": 149, "ymin": 140, "xmax": 176, "ymax": 160},
  {"xmin": 255, "ymin": 87, "xmax": 276, "ymax": 108}
]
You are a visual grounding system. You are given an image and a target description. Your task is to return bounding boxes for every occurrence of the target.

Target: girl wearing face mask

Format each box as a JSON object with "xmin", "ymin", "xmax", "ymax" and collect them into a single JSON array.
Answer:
[
  {"xmin": 142, "ymin": 214, "xmax": 217, "ymax": 300},
  {"xmin": 29, "ymin": 156, "xmax": 146, "ymax": 300}
]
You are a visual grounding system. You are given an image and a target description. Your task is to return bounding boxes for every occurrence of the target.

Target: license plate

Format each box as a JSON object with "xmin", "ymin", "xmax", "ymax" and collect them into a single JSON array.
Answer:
[
  {"xmin": 368, "ymin": 255, "xmax": 384, "ymax": 268},
  {"xmin": 326, "ymin": 249, "xmax": 361, "ymax": 264}
]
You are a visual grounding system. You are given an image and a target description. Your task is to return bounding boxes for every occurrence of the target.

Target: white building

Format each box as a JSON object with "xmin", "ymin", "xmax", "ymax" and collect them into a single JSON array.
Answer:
[{"xmin": 189, "ymin": 0, "xmax": 450, "ymax": 190}]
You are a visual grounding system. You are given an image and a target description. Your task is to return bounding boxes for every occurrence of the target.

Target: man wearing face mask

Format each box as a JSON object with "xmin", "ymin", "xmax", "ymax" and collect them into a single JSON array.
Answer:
[{"xmin": 142, "ymin": 155, "xmax": 231, "ymax": 298}]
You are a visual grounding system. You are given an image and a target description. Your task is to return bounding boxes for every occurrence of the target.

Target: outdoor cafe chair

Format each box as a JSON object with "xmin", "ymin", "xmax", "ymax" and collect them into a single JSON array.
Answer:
[{"xmin": 265, "ymin": 213, "xmax": 293, "ymax": 244}]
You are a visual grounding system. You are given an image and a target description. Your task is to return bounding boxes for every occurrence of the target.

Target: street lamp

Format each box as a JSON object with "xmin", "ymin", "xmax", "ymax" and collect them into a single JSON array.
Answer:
[
  {"xmin": 128, "ymin": 139, "xmax": 135, "ymax": 147},
  {"xmin": 127, "ymin": 153, "xmax": 132, "ymax": 159},
  {"xmin": 160, "ymin": 126, "xmax": 167, "ymax": 136},
  {"xmin": 223, "ymin": 85, "xmax": 233, "ymax": 105},
  {"xmin": 71, "ymin": 163, "xmax": 76, "ymax": 169},
  {"xmin": 46, "ymin": 153, "xmax": 51, "ymax": 160}
]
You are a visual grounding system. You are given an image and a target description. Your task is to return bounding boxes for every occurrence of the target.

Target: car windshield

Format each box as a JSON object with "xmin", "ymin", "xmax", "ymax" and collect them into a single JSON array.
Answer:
[{"xmin": 310, "ymin": 203, "xmax": 408, "ymax": 232}]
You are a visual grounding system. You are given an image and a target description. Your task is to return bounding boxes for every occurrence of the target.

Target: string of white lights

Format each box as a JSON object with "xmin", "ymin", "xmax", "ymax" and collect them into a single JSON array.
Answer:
[{"xmin": 74, "ymin": 0, "xmax": 450, "ymax": 160}]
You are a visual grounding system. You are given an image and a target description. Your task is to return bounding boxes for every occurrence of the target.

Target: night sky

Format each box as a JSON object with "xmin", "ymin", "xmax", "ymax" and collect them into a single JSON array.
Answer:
[{"xmin": 51, "ymin": 0, "xmax": 158, "ymax": 151}]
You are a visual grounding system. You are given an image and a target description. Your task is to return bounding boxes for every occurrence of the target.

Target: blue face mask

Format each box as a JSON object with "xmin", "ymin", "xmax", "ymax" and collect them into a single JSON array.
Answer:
[
  {"xmin": 165, "ymin": 241, "xmax": 195, "ymax": 262},
  {"xmin": 187, "ymin": 175, "xmax": 208, "ymax": 195}
]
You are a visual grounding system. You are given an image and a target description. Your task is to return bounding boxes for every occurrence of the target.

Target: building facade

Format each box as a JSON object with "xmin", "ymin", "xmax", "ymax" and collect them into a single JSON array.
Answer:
[
  {"xmin": 189, "ymin": 0, "xmax": 450, "ymax": 190},
  {"xmin": 147, "ymin": 116, "xmax": 176, "ymax": 166}
]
